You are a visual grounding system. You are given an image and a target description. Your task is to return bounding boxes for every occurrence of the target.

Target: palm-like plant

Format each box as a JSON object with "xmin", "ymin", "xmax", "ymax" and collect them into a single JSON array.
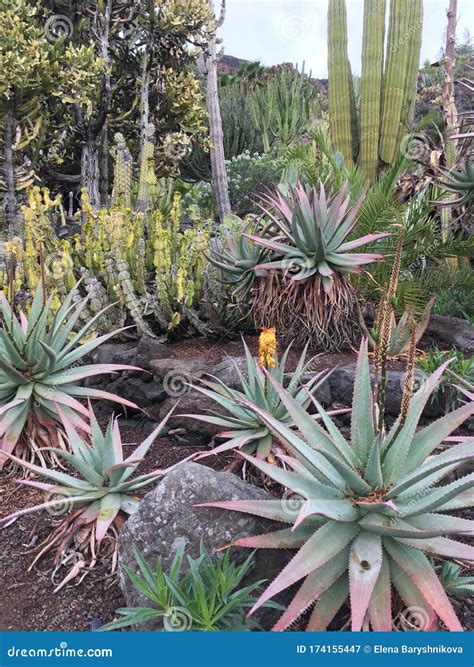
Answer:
[
  {"xmin": 185, "ymin": 337, "xmax": 331, "ymax": 462},
  {"xmin": 0, "ymin": 282, "xmax": 140, "ymax": 467},
  {"xmin": 1, "ymin": 406, "xmax": 190, "ymax": 585},
  {"xmin": 200, "ymin": 341, "xmax": 474, "ymax": 631}
]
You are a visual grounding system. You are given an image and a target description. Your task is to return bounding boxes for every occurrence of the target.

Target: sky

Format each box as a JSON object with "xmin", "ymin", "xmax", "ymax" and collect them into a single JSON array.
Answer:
[{"xmin": 218, "ymin": 0, "xmax": 474, "ymax": 78}]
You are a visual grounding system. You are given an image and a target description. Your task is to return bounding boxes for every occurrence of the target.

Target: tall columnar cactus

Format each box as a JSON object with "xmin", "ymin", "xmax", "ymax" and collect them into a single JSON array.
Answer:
[
  {"xmin": 359, "ymin": 0, "xmax": 386, "ymax": 181},
  {"xmin": 135, "ymin": 123, "xmax": 156, "ymax": 213},
  {"xmin": 111, "ymin": 133, "xmax": 132, "ymax": 209},
  {"xmin": 327, "ymin": 0, "xmax": 357, "ymax": 166},
  {"xmin": 327, "ymin": 0, "xmax": 423, "ymax": 179},
  {"xmin": 380, "ymin": 0, "xmax": 422, "ymax": 164},
  {"xmin": 396, "ymin": 0, "xmax": 423, "ymax": 147}
]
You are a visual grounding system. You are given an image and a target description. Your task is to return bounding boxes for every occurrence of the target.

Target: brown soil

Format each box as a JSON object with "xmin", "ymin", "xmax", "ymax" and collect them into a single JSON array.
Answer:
[{"xmin": 0, "ymin": 433, "xmax": 230, "ymax": 632}]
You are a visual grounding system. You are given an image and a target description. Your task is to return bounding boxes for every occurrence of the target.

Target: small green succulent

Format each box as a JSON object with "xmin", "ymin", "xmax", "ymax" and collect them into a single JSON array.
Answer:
[
  {"xmin": 362, "ymin": 298, "xmax": 435, "ymax": 358},
  {"xmin": 0, "ymin": 282, "xmax": 140, "ymax": 467},
  {"xmin": 200, "ymin": 341, "xmax": 474, "ymax": 631},
  {"xmin": 439, "ymin": 562, "xmax": 474, "ymax": 597},
  {"xmin": 208, "ymin": 230, "xmax": 268, "ymax": 302}
]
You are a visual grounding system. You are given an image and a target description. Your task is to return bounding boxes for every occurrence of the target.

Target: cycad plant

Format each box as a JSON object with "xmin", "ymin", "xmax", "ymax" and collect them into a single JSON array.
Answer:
[
  {"xmin": 0, "ymin": 406, "xmax": 189, "ymax": 588},
  {"xmin": 0, "ymin": 282, "xmax": 140, "ymax": 468},
  {"xmin": 186, "ymin": 330, "xmax": 332, "ymax": 463},
  {"xmin": 200, "ymin": 339, "xmax": 474, "ymax": 630},
  {"xmin": 216, "ymin": 181, "xmax": 387, "ymax": 350}
]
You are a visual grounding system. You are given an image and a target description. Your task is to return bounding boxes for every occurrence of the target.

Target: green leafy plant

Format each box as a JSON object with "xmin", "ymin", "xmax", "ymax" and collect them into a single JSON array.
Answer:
[
  {"xmin": 101, "ymin": 543, "xmax": 277, "ymax": 632},
  {"xmin": 187, "ymin": 338, "xmax": 332, "ymax": 462},
  {"xmin": 0, "ymin": 282, "xmax": 140, "ymax": 468},
  {"xmin": 0, "ymin": 406, "xmax": 186, "ymax": 580},
  {"xmin": 417, "ymin": 347, "xmax": 474, "ymax": 411},
  {"xmin": 200, "ymin": 340, "xmax": 474, "ymax": 631},
  {"xmin": 361, "ymin": 298, "xmax": 435, "ymax": 358},
  {"xmin": 439, "ymin": 562, "xmax": 474, "ymax": 597}
]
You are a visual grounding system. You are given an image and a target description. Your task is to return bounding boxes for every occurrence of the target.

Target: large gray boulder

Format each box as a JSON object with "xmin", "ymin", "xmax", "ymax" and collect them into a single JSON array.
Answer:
[
  {"xmin": 328, "ymin": 363, "xmax": 445, "ymax": 418},
  {"xmin": 150, "ymin": 356, "xmax": 248, "ymax": 436},
  {"xmin": 118, "ymin": 462, "xmax": 292, "ymax": 630},
  {"xmin": 427, "ymin": 315, "xmax": 474, "ymax": 354}
]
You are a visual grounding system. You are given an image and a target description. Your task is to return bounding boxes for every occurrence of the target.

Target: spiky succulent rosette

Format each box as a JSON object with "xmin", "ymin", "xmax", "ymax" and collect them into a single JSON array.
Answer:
[
  {"xmin": 0, "ymin": 282, "xmax": 141, "ymax": 468},
  {"xmin": 0, "ymin": 405, "xmax": 192, "ymax": 583},
  {"xmin": 199, "ymin": 341, "xmax": 474, "ymax": 631},
  {"xmin": 250, "ymin": 182, "xmax": 387, "ymax": 291},
  {"xmin": 208, "ymin": 230, "xmax": 268, "ymax": 303},
  {"xmin": 183, "ymin": 339, "xmax": 332, "ymax": 461}
]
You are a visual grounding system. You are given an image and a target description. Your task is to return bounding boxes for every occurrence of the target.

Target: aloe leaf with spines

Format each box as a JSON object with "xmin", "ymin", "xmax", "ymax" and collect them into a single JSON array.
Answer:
[
  {"xmin": 0, "ymin": 281, "xmax": 142, "ymax": 468},
  {"xmin": 0, "ymin": 405, "xmax": 191, "ymax": 573},
  {"xmin": 183, "ymin": 339, "xmax": 336, "ymax": 463},
  {"xmin": 200, "ymin": 340, "xmax": 474, "ymax": 631}
]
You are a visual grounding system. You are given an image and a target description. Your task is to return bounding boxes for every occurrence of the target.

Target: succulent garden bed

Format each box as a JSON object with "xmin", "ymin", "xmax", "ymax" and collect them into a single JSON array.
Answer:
[{"xmin": 0, "ymin": 0, "xmax": 473, "ymax": 644}]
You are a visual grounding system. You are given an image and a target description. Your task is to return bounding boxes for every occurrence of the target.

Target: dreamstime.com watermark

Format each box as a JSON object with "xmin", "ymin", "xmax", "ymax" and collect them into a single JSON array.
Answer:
[{"xmin": 5, "ymin": 641, "xmax": 112, "ymax": 659}]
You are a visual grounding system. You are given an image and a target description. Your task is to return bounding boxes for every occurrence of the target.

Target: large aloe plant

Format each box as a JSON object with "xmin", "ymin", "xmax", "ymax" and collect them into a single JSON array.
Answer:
[
  {"xmin": 249, "ymin": 182, "xmax": 387, "ymax": 292},
  {"xmin": 227, "ymin": 181, "xmax": 388, "ymax": 350},
  {"xmin": 0, "ymin": 282, "xmax": 140, "ymax": 467},
  {"xmin": 200, "ymin": 341, "xmax": 474, "ymax": 631},
  {"xmin": 185, "ymin": 338, "xmax": 331, "ymax": 461}
]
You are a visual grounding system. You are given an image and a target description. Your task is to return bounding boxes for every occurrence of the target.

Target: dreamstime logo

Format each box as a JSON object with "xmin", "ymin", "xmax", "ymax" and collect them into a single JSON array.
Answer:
[
  {"xmin": 398, "ymin": 605, "xmax": 430, "ymax": 631},
  {"xmin": 163, "ymin": 607, "xmax": 192, "ymax": 632},
  {"xmin": 400, "ymin": 133, "xmax": 430, "ymax": 162},
  {"xmin": 163, "ymin": 370, "xmax": 192, "ymax": 398},
  {"xmin": 280, "ymin": 15, "xmax": 311, "ymax": 42},
  {"xmin": 44, "ymin": 251, "xmax": 74, "ymax": 280},
  {"xmin": 281, "ymin": 494, "xmax": 305, "ymax": 519},
  {"xmin": 44, "ymin": 15, "xmax": 74, "ymax": 43},
  {"xmin": 44, "ymin": 490, "xmax": 73, "ymax": 517},
  {"xmin": 389, "ymin": 18, "xmax": 423, "ymax": 53}
]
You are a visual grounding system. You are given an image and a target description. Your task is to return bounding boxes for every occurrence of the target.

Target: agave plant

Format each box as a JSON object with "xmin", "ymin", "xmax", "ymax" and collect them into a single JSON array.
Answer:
[
  {"xmin": 199, "ymin": 341, "xmax": 474, "ymax": 631},
  {"xmin": 0, "ymin": 282, "xmax": 140, "ymax": 467},
  {"xmin": 0, "ymin": 405, "xmax": 190, "ymax": 586},
  {"xmin": 185, "ymin": 335, "xmax": 332, "ymax": 462},
  {"xmin": 434, "ymin": 160, "xmax": 474, "ymax": 209},
  {"xmin": 228, "ymin": 181, "xmax": 387, "ymax": 349}
]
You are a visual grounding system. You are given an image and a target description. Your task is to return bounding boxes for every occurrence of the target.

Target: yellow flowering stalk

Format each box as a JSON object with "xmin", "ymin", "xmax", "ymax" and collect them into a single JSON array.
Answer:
[{"xmin": 258, "ymin": 327, "xmax": 277, "ymax": 369}]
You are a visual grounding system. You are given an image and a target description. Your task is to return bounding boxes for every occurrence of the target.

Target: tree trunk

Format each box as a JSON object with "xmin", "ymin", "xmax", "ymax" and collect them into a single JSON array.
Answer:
[
  {"xmin": 441, "ymin": 0, "xmax": 458, "ymax": 250},
  {"xmin": 139, "ymin": 53, "xmax": 150, "ymax": 165},
  {"xmin": 2, "ymin": 103, "xmax": 18, "ymax": 233},
  {"xmin": 81, "ymin": 134, "xmax": 101, "ymax": 209},
  {"xmin": 206, "ymin": 0, "xmax": 231, "ymax": 222}
]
